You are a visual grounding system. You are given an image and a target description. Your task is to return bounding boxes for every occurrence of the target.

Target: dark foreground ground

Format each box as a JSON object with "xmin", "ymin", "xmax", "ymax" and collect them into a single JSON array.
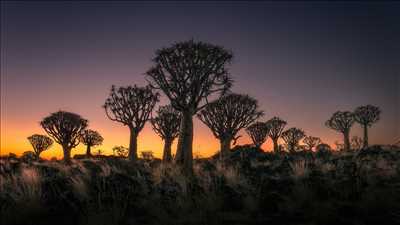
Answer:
[{"xmin": 1, "ymin": 145, "xmax": 400, "ymax": 225}]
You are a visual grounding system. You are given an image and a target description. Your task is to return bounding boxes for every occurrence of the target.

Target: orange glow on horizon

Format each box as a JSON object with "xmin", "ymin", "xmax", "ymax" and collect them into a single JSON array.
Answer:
[{"xmin": 1, "ymin": 116, "xmax": 337, "ymax": 160}]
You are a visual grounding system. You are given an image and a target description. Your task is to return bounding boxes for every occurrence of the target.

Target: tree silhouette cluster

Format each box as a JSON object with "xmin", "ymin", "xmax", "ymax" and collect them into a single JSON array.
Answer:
[
  {"xmin": 27, "ymin": 40, "xmax": 383, "ymax": 174},
  {"xmin": 198, "ymin": 93, "xmax": 263, "ymax": 158},
  {"xmin": 40, "ymin": 111, "xmax": 88, "ymax": 162},
  {"xmin": 325, "ymin": 105, "xmax": 380, "ymax": 151},
  {"xmin": 281, "ymin": 128, "xmax": 306, "ymax": 153},
  {"xmin": 104, "ymin": 85, "xmax": 159, "ymax": 160},
  {"xmin": 303, "ymin": 136, "xmax": 321, "ymax": 151},
  {"xmin": 146, "ymin": 40, "xmax": 233, "ymax": 173}
]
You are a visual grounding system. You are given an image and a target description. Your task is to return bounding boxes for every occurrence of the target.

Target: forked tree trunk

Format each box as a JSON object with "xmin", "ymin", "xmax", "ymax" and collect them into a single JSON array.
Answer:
[
  {"xmin": 219, "ymin": 138, "xmax": 232, "ymax": 160},
  {"xmin": 86, "ymin": 145, "xmax": 92, "ymax": 157},
  {"xmin": 163, "ymin": 138, "xmax": 173, "ymax": 162},
  {"xmin": 128, "ymin": 128, "xmax": 138, "ymax": 161},
  {"xmin": 363, "ymin": 125, "xmax": 368, "ymax": 149},
  {"xmin": 175, "ymin": 111, "xmax": 193, "ymax": 174},
  {"xmin": 273, "ymin": 139, "xmax": 279, "ymax": 153},
  {"xmin": 343, "ymin": 130, "xmax": 350, "ymax": 151}
]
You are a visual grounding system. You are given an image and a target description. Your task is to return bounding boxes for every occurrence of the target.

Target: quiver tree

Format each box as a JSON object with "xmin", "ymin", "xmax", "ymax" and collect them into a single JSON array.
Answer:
[
  {"xmin": 281, "ymin": 128, "xmax": 306, "ymax": 153},
  {"xmin": 266, "ymin": 117, "xmax": 287, "ymax": 153},
  {"xmin": 146, "ymin": 40, "xmax": 233, "ymax": 173},
  {"xmin": 245, "ymin": 122, "xmax": 270, "ymax": 149},
  {"xmin": 113, "ymin": 146, "xmax": 128, "ymax": 158},
  {"xmin": 354, "ymin": 105, "xmax": 381, "ymax": 148},
  {"xmin": 41, "ymin": 111, "xmax": 88, "ymax": 162},
  {"xmin": 27, "ymin": 134, "xmax": 53, "ymax": 159},
  {"xmin": 303, "ymin": 136, "xmax": 321, "ymax": 151},
  {"xmin": 80, "ymin": 129, "xmax": 104, "ymax": 157},
  {"xmin": 151, "ymin": 105, "xmax": 181, "ymax": 162},
  {"xmin": 198, "ymin": 93, "xmax": 263, "ymax": 158},
  {"xmin": 104, "ymin": 85, "xmax": 158, "ymax": 161},
  {"xmin": 325, "ymin": 111, "xmax": 355, "ymax": 150}
]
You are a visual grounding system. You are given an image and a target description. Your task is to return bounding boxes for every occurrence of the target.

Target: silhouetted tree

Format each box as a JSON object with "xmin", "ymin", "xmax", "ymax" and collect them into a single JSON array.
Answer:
[
  {"xmin": 354, "ymin": 105, "xmax": 381, "ymax": 148},
  {"xmin": 141, "ymin": 151, "xmax": 154, "ymax": 160},
  {"xmin": 325, "ymin": 111, "xmax": 354, "ymax": 151},
  {"xmin": 113, "ymin": 145, "xmax": 128, "ymax": 158},
  {"xmin": 27, "ymin": 134, "xmax": 53, "ymax": 159},
  {"xmin": 80, "ymin": 129, "xmax": 104, "ymax": 157},
  {"xmin": 281, "ymin": 128, "xmax": 306, "ymax": 153},
  {"xmin": 151, "ymin": 105, "xmax": 180, "ymax": 162},
  {"xmin": 104, "ymin": 85, "xmax": 158, "ymax": 161},
  {"xmin": 245, "ymin": 122, "xmax": 270, "ymax": 149},
  {"xmin": 146, "ymin": 40, "xmax": 233, "ymax": 173},
  {"xmin": 266, "ymin": 117, "xmax": 287, "ymax": 153},
  {"xmin": 351, "ymin": 136, "xmax": 363, "ymax": 150},
  {"xmin": 41, "ymin": 111, "xmax": 88, "ymax": 162},
  {"xmin": 303, "ymin": 136, "xmax": 321, "ymax": 151},
  {"xmin": 198, "ymin": 93, "xmax": 263, "ymax": 159}
]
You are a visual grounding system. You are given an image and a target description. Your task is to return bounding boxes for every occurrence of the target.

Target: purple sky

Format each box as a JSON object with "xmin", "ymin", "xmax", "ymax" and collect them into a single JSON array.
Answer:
[{"xmin": 1, "ymin": 2, "xmax": 399, "ymax": 157}]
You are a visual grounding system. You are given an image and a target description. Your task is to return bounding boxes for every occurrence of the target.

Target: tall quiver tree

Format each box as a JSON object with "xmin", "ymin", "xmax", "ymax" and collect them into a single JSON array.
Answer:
[
  {"xmin": 266, "ymin": 117, "xmax": 287, "ymax": 153},
  {"xmin": 281, "ymin": 128, "xmax": 306, "ymax": 153},
  {"xmin": 198, "ymin": 94, "xmax": 263, "ymax": 158},
  {"xmin": 41, "ymin": 111, "xmax": 88, "ymax": 162},
  {"xmin": 325, "ymin": 111, "xmax": 355, "ymax": 150},
  {"xmin": 104, "ymin": 85, "xmax": 158, "ymax": 161},
  {"xmin": 146, "ymin": 40, "xmax": 233, "ymax": 173},
  {"xmin": 80, "ymin": 129, "xmax": 104, "ymax": 157},
  {"xmin": 27, "ymin": 134, "xmax": 53, "ymax": 159},
  {"xmin": 245, "ymin": 122, "xmax": 270, "ymax": 149},
  {"xmin": 303, "ymin": 136, "xmax": 321, "ymax": 151},
  {"xmin": 151, "ymin": 105, "xmax": 181, "ymax": 162},
  {"xmin": 354, "ymin": 105, "xmax": 381, "ymax": 148}
]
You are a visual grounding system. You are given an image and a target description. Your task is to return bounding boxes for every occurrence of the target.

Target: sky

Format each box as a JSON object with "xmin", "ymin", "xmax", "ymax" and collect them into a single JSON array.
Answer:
[{"xmin": 1, "ymin": 2, "xmax": 399, "ymax": 159}]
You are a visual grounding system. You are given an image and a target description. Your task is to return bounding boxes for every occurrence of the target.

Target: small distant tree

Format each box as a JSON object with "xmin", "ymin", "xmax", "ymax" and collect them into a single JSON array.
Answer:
[
  {"xmin": 104, "ymin": 85, "xmax": 158, "ymax": 161},
  {"xmin": 21, "ymin": 151, "xmax": 36, "ymax": 162},
  {"xmin": 266, "ymin": 117, "xmax": 287, "ymax": 153},
  {"xmin": 146, "ymin": 40, "xmax": 233, "ymax": 174},
  {"xmin": 303, "ymin": 136, "xmax": 321, "ymax": 151},
  {"xmin": 325, "ymin": 111, "xmax": 355, "ymax": 151},
  {"xmin": 141, "ymin": 151, "xmax": 154, "ymax": 160},
  {"xmin": 151, "ymin": 105, "xmax": 180, "ymax": 162},
  {"xmin": 354, "ymin": 105, "xmax": 381, "ymax": 148},
  {"xmin": 96, "ymin": 149, "xmax": 103, "ymax": 156},
  {"xmin": 245, "ymin": 122, "xmax": 270, "ymax": 149},
  {"xmin": 281, "ymin": 128, "xmax": 306, "ymax": 153},
  {"xmin": 80, "ymin": 129, "xmax": 104, "ymax": 157},
  {"xmin": 27, "ymin": 134, "xmax": 53, "ymax": 159},
  {"xmin": 41, "ymin": 111, "xmax": 88, "ymax": 162},
  {"xmin": 351, "ymin": 136, "xmax": 363, "ymax": 150},
  {"xmin": 198, "ymin": 93, "xmax": 263, "ymax": 159},
  {"xmin": 113, "ymin": 146, "xmax": 128, "ymax": 158}
]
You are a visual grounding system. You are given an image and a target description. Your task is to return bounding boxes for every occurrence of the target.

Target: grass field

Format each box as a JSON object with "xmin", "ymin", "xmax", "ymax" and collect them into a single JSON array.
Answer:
[{"xmin": 1, "ymin": 145, "xmax": 400, "ymax": 225}]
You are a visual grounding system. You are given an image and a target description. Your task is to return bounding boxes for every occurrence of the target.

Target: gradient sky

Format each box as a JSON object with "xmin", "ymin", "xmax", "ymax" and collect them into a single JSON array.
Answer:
[{"xmin": 1, "ymin": 2, "xmax": 399, "ymax": 159}]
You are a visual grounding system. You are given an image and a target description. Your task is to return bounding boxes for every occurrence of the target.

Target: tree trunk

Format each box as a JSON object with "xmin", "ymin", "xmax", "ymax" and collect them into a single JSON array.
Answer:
[
  {"xmin": 86, "ymin": 145, "xmax": 92, "ymax": 157},
  {"xmin": 273, "ymin": 138, "xmax": 279, "ymax": 153},
  {"xmin": 62, "ymin": 146, "xmax": 71, "ymax": 163},
  {"xmin": 163, "ymin": 138, "xmax": 173, "ymax": 162},
  {"xmin": 175, "ymin": 111, "xmax": 193, "ymax": 175},
  {"xmin": 219, "ymin": 137, "xmax": 232, "ymax": 160},
  {"xmin": 343, "ymin": 130, "xmax": 350, "ymax": 151},
  {"xmin": 363, "ymin": 125, "xmax": 368, "ymax": 149},
  {"xmin": 128, "ymin": 128, "xmax": 138, "ymax": 161}
]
